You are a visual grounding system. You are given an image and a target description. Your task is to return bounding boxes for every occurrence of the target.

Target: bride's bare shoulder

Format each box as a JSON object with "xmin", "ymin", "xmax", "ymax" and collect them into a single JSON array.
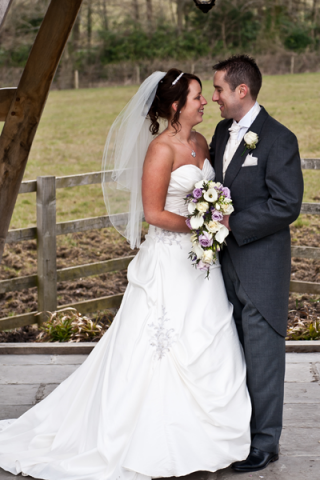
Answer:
[{"xmin": 144, "ymin": 133, "xmax": 174, "ymax": 170}]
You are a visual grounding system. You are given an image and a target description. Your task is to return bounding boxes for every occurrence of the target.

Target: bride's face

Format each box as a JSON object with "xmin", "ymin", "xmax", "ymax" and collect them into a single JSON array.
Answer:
[{"xmin": 179, "ymin": 80, "xmax": 207, "ymax": 126}]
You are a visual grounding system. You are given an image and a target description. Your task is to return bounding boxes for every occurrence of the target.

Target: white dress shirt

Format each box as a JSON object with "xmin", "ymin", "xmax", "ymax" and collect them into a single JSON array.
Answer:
[{"xmin": 223, "ymin": 101, "xmax": 261, "ymax": 180}]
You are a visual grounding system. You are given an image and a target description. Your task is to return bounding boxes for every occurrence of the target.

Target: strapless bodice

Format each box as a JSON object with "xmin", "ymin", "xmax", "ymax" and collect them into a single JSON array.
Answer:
[{"xmin": 164, "ymin": 158, "xmax": 215, "ymax": 217}]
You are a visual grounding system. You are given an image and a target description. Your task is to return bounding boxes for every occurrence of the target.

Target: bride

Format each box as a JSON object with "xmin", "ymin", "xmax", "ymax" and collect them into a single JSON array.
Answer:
[{"xmin": 0, "ymin": 69, "xmax": 251, "ymax": 479}]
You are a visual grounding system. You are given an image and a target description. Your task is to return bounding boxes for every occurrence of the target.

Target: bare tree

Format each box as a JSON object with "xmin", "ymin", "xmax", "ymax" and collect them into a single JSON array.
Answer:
[
  {"xmin": 99, "ymin": 0, "xmax": 109, "ymax": 31},
  {"xmin": 146, "ymin": 0, "xmax": 153, "ymax": 26},
  {"xmin": 132, "ymin": 0, "xmax": 140, "ymax": 21}
]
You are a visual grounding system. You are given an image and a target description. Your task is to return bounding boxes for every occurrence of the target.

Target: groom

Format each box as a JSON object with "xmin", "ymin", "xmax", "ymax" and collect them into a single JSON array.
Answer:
[{"xmin": 209, "ymin": 55, "xmax": 303, "ymax": 472}]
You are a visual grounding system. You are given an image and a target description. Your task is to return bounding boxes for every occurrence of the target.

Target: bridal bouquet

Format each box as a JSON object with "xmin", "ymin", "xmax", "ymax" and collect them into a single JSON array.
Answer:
[{"xmin": 185, "ymin": 180, "xmax": 234, "ymax": 278}]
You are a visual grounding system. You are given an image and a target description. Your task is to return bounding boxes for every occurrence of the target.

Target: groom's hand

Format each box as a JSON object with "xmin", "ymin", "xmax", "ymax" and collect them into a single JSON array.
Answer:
[{"xmin": 220, "ymin": 215, "xmax": 231, "ymax": 231}]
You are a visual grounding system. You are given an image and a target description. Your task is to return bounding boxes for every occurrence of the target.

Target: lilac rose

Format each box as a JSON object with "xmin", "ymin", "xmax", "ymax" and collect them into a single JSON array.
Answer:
[
  {"xmin": 211, "ymin": 209, "xmax": 223, "ymax": 221},
  {"xmin": 198, "ymin": 231, "xmax": 213, "ymax": 247},
  {"xmin": 221, "ymin": 186, "xmax": 231, "ymax": 199},
  {"xmin": 185, "ymin": 218, "xmax": 192, "ymax": 229},
  {"xmin": 193, "ymin": 188, "xmax": 203, "ymax": 199}
]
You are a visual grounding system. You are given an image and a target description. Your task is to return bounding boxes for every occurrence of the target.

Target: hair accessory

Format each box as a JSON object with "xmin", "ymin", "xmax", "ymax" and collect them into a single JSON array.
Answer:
[{"xmin": 172, "ymin": 72, "xmax": 184, "ymax": 85}]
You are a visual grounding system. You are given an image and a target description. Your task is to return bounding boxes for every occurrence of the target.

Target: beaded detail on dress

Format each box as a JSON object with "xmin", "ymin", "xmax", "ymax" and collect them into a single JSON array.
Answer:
[{"xmin": 148, "ymin": 306, "xmax": 177, "ymax": 360}]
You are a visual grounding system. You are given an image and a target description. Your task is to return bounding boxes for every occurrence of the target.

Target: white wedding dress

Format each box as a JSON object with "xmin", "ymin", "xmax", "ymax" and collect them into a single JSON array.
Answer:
[{"xmin": 0, "ymin": 159, "xmax": 251, "ymax": 480}]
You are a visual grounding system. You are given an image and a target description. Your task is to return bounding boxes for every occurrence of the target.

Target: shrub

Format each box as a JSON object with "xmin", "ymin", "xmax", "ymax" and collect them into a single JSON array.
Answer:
[{"xmin": 37, "ymin": 308, "xmax": 114, "ymax": 343}]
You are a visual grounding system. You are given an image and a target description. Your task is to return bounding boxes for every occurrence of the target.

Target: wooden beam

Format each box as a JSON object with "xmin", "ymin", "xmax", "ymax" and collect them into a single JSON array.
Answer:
[
  {"xmin": 0, "ymin": 0, "xmax": 83, "ymax": 263},
  {"xmin": 0, "ymin": 88, "xmax": 17, "ymax": 121},
  {"xmin": 290, "ymin": 280, "xmax": 320, "ymax": 295},
  {"xmin": 291, "ymin": 245, "xmax": 320, "ymax": 260},
  {"xmin": 0, "ymin": 311, "xmax": 38, "ymax": 331},
  {"xmin": 57, "ymin": 294, "xmax": 124, "ymax": 314},
  {"xmin": 57, "ymin": 256, "xmax": 135, "ymax": 282},
  {"xmin": 37, "ymin": 176, "xmax": 57, "ymax": 322},
  {"xmin": 0, "ymin": 0, "xmax": 13, "ymax": 29},
  {"xmin": 300, "ymin": 203, "xmax": 320, "ymax": 215},
  {"xmin": 301, "ymin": 158, "xmax": 320, "ymax": 170}
]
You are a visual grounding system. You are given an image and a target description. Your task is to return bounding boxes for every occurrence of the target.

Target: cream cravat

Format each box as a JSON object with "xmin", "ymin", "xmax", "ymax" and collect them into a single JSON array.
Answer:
[{"xmin": 223, "ymin": 123, "xmax": 241, "ymax": 180}]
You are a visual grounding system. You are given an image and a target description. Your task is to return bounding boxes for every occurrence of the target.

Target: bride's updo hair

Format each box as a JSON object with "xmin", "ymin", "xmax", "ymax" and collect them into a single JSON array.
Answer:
[{"xmin": 148, "ymin": 68, "xmax": 202, "ymax": 135}]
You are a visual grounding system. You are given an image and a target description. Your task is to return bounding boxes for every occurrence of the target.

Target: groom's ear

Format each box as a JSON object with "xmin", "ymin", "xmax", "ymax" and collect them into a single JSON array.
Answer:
[{"xmin": 238, "ymin": 84, "xmax": 249, "ymax": 100}]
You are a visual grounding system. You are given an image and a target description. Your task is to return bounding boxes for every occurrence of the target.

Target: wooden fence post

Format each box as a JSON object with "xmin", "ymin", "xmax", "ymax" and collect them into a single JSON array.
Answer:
[{"xmin": 37, "ymin": 176, "xmax": 57, "ymax": 324}]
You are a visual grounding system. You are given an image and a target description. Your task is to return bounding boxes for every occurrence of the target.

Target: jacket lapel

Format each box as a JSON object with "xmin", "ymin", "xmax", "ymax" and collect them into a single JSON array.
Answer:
[
  {"xmin": 224, "ymin": 106, "xmax": 269, "ymax": 188},
  {"xmin": 215, "ymin": 119, "xmax": 232, "ymax": 184}
]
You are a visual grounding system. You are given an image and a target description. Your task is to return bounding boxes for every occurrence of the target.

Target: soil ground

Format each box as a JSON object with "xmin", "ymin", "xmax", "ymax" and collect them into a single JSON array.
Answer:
[{"xmin": 0, "ymin": 217, "xmax": 319, "ymax": 342}]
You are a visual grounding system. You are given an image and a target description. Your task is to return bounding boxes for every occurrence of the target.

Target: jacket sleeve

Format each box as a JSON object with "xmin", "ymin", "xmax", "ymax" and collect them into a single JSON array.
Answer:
[
  {"xmin": 229, "ymin": 130, "xmax": 304, "ymax": 246},
  {"xmin": 209, "ymin": 127, "xmax": 217, "ymax": 166}
]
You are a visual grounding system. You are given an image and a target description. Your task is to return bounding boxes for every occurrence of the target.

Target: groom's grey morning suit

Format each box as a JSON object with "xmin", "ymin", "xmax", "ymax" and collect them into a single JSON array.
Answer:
[{"xmin": 210, "ymin": 105, "xmax": 304, "ymax": 453}]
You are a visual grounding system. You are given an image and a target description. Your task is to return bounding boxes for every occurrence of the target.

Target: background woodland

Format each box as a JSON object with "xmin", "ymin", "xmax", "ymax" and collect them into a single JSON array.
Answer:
[{"xmin": 0, "ymin": 0, "xmax": 320, "ymax": 87}]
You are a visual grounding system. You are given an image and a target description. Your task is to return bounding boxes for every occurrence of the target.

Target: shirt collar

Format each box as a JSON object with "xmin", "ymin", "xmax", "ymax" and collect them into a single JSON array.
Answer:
[{"xmin": 236, "ymin": 101, "xmax": 260, "ymax": 129}]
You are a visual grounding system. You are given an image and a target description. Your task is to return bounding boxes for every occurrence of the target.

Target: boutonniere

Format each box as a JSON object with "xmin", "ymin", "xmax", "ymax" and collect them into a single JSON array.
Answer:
[{"xmin": 241, "ymin": 131, "xmax": 259, "ymax": 156}]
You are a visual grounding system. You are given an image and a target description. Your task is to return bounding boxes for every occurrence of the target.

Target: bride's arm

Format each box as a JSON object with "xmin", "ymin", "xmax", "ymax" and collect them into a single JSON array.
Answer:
[{"xmin": 142, "ymin": 141, "xmax": 190, "ymax": 233}]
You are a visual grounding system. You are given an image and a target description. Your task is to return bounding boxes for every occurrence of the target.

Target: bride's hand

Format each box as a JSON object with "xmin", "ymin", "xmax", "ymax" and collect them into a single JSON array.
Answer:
[{"xmin": 220, "ymin": 215, "xmax": 231, "ymax": 231}]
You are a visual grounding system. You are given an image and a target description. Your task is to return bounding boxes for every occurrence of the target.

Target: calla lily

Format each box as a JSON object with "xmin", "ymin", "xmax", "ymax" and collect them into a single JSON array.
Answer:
[
  {"xmin": 215, "ymin": 225, "xmax": 229, "ymax": 243},
  {"xmin": 190, "ymin": 214, "xmax": 204, "ymax": 229}
]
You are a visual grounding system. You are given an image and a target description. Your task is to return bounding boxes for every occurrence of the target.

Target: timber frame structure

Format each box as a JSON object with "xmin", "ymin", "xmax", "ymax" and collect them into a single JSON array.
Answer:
[{"xmin": 0, "ymin": 0, "xmax": 83, "ymax": 264}]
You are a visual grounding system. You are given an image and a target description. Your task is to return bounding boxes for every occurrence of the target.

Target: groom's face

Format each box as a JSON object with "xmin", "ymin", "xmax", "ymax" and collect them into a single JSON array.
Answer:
[{"xmin": 212, "ymin": 71, "xmax": 241, "ymax": 120}]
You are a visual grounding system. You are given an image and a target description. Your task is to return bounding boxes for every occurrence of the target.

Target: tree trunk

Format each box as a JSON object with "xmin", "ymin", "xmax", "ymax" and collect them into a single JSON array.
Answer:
[
  {"xmin": 72, "ymin": 8, "xmax": 81, "ymax": 51},
  {"xmin": 221, "ymin": 20, "xmax": 227, "ymax": 49},
  {"xmin": 177, "ymin": 0, "xmax": 184, "ymax": 33},
  {"xmin": 87, "ymin": 0, "xmax": 92, "ymax": 52},
  {"xmin": 133, "ymin": 0, "xmax": 139, "ymax": 22},
  {"xmin": 146, "ymin": 0, "xmax": 152, "ymax": 26},
  {"xmin": 100, "ymin": 0, "xmax": 109, "ymax": 31}
]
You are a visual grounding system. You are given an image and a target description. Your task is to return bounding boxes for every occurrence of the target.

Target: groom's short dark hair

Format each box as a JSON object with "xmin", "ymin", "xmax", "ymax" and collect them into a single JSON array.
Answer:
[{"xmin": 213, "ymin": 55, "xmax": 262, "ymax": 100}]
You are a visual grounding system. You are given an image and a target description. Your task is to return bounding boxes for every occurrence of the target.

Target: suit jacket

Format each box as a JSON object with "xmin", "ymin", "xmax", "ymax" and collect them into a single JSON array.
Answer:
[{"xmin": 209, "ymin": 106, "xmax": 304, "ymax": 336}]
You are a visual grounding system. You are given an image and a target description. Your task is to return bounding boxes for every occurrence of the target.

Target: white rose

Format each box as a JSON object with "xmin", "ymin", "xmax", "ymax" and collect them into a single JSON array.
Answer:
[
  {"xmin": 221, "ymin": 203, "xmax": 234, "ymax": 215},
  {"xmin": 192, "ymin": 242, "xmax": 204, "ymax": 260},
  {"xmin": 196, "ymin": 202, "xmax": 209, "ymax": 214},
  {"xmin": 194, "ymin": 179, "xmax": 208, "ymax": 189},
  {"xmin": 202, "ymin": 250, "xmax": 214, "ymax": 264},
  {"xmin": 190, "ymin": 214, "xmax": 204, "ymax": 229},
  {"xmin": 244, "ymin": 131, "xmax": 258, "ymax": 146},
  {"xmin": 203, "ymin": 188, "xmax": 218, "ymax": 203},
  {"xmin": 188, "ymin": 202, "xmax": 197, "ymax": 214},
  {"xmin": 206, "ymin": 220, "xmax": 222, "ymax": 233},
  {"xmin": 215, "ymin": 225, "xmax": 229, "ymax": 243}
]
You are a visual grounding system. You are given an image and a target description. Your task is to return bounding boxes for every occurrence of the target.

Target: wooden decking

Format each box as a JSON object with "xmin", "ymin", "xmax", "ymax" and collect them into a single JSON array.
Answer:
[{"xmin": 0, "ymin": 351, "xmax": 319, "ymax": 479}]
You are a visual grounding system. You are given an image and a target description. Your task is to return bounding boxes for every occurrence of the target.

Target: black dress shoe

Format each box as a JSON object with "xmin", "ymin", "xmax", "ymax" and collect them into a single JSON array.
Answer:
[{"xmin": 232, "ymin": 447, "xmax": 279, "ymax": 472}]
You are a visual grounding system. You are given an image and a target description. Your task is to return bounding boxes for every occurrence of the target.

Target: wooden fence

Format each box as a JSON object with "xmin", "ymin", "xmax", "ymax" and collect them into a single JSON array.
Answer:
[{"xmin": 0, "ymin": 159, "xmax": 320, "ymax": 331}]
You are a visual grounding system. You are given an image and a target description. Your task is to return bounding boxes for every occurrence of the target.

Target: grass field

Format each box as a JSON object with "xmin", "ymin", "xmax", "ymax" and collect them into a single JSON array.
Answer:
[{"xmin": 6, "ymin": 72, "xmax": 320, "ymax": 230}]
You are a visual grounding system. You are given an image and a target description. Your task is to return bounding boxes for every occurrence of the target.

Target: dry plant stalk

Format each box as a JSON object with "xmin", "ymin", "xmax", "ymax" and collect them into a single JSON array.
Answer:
[
  {"xmin": 287, "ymin": 303, "xmax": 320, "ymax": 341},
  {"xmin": 37, "ymin": 307, "xmax": 112, "ymax": 343}
]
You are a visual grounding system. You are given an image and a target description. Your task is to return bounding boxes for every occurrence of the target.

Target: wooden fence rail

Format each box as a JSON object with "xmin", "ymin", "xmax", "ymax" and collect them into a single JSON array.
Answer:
[{"xmin": 1, "ymin": 160, "xmax": 320, "ymax": 331}]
